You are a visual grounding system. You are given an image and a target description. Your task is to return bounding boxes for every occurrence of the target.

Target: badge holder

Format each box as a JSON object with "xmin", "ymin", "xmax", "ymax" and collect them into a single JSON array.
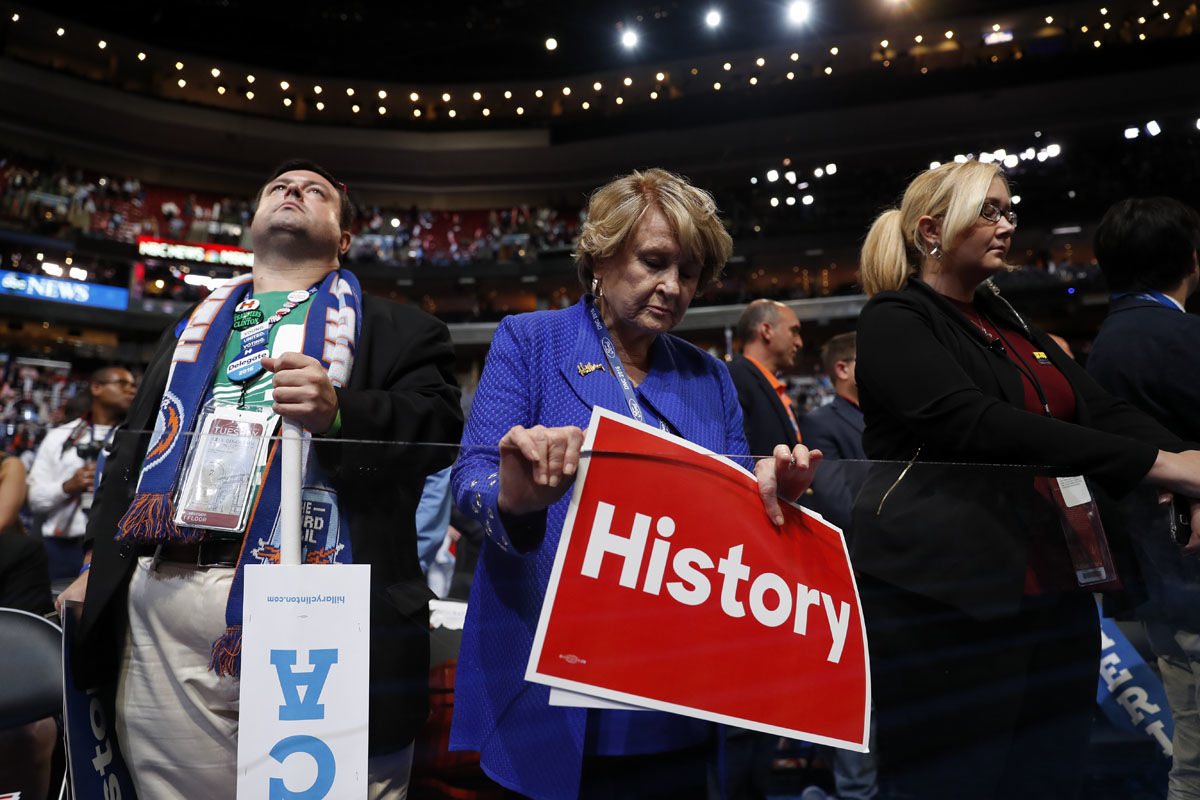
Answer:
[
  {"xmin": 172, "ymin": 399, "xmax": 278, "ymax": 532},
  {"xmin": 1048, "ymin": 475, "xmax": 1118, "ymax": 587}
]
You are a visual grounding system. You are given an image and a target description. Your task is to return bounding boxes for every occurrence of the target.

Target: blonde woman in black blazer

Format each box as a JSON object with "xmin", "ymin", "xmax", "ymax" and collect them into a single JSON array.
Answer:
[{"xmin": 851, "ymin": 160, "xmax": 1200, "ymax": 800}]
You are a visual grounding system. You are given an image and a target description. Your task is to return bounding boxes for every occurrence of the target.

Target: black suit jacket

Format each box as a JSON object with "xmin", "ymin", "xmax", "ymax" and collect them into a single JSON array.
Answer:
[
  {"xmin": 852, "ymin": 277, "xmax": 1180, "ymax": 618},
  {"xmin": 798, "ymin": 395, "xmax": 866, "ymax": 532},
  {"xmin": 76, "ymin": 293, "xmax": 463, "ymax": 753},
  {"xmin": 727, "ymin": 354, "xmax": 797, "ymax": 458},
  {"xmin": 1087, "ymin": 294, "xmax": 1200, "ymax": 631}
]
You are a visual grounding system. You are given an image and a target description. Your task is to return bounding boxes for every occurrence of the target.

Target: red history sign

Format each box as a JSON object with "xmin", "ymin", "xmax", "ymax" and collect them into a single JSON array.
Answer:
[{"xmin": 527, "ymin": 407, "xmax": 871, "ymax": 750}]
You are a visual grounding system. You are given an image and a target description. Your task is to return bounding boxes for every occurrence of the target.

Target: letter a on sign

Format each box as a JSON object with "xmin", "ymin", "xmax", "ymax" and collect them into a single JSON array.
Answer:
[{"xmin": 238, "ymin": 564, "xmax": 371, "ymax": 799}]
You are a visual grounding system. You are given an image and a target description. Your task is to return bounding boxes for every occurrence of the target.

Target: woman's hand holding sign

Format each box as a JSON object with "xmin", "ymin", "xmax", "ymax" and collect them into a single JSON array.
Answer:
[
  {"xmin": 756, "ymin": 443, "xmax": 823, "ymax": 526},
  {"xmin": 498, "ymin": 424, "xmax": 586, "ymax": 515}
]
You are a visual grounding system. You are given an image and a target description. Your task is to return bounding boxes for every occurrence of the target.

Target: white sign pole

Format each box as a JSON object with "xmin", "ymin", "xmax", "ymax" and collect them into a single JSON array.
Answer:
[{"xmin": 279, "ymin": 418, "xmax": 303, "ymax": 566}]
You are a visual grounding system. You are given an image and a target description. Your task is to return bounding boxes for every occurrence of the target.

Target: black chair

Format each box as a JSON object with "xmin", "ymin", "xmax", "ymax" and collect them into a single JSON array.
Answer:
[{"xmin": 0, "ymin": 607, "xmax": 62, "ymax": 728}]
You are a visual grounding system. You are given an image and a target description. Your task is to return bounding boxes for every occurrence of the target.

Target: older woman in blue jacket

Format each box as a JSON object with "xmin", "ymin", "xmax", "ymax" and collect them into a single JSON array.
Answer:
[{"xmin": 450, "ymin": 168, "xmax": 819, "ymax": 799}]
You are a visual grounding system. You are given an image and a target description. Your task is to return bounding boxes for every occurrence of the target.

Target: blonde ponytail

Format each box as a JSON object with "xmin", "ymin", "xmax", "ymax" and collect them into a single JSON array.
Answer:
[{"xmin": 860, "ymin": 208, "xmax": 914, "ymax": 296}]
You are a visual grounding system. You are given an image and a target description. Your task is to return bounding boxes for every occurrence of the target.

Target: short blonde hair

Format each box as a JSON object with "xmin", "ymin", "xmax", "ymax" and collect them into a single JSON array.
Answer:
[
  {"xmin": 859, "ymin": 161, "xmax": 1006, "ymax": 296},
  {"xmin": 575, "ymin": 168, "xmax": 733, "ymax": 291}
]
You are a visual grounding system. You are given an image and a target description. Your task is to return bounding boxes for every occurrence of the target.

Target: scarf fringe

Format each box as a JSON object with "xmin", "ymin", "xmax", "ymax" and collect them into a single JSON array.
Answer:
[
  {"xmin": 209, "ymin": 624, "xmax": 243, "ymax": 677},
  {"xmin": 114, "ymin": 492, "xmax": 199, "ymax": 543}
]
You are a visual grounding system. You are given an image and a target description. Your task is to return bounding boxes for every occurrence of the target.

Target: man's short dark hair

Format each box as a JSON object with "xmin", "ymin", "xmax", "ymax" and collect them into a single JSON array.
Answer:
[
  {"xmin": 735, "ymin": 299, "xmax": 782, "ymax": 344},
  {"xmin": 1094, "ymin": 197, "xmax": 1200, "ymax": 293},
  {"xmin": 257, "ymin": 159, "xmax": 354, "ymax": 232},
  {"xmin": 820, "ymin": 332, "xmax": 856, "ymax": 376}
]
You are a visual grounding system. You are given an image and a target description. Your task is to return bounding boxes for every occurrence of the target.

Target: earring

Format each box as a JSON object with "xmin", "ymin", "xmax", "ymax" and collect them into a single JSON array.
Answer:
[
  {"xmin": 592, "ymin": 277, "xmax": 603, "ymax": 297},
  {"xmin": 929, "ymin": 242, "xmax": 942, "ymax": 261}
]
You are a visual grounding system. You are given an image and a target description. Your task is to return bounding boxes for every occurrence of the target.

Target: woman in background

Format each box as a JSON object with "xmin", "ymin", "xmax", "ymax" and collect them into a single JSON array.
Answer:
[{"xmin": 851, "ymin": 159, "xmax": 1200, "ymax": 799}]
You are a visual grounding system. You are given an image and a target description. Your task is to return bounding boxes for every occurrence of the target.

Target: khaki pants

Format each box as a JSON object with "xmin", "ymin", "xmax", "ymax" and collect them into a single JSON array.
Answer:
[{"xmin": 117, "ymin": 556, "xmax": 411, "ymax": 799}]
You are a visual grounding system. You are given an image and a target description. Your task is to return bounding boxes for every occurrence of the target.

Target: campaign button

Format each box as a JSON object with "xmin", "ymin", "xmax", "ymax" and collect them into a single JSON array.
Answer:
[
  {"xmin": 235, "ymin": 298, "xmax": 261, "ymax": 312},
  {"xmin": 287, "ymin": 290, "xmax": 311, "ymax": 304},
  {"xmin": 227, "ymin": 350, "xmax": 267, "ymax": 382},
  {"xmin": 240, "ymin": 321, "xmax": 270, "ymax": 341},
  {"xmin": 233, "ymin": 309, "xmax": 264, "ymax": 330}
]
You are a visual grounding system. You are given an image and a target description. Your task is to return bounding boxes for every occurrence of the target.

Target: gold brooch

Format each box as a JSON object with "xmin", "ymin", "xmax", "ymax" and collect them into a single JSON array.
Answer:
[{"xmin": 577, "ymin": 361, "xmax": 605, "ymax": 376}]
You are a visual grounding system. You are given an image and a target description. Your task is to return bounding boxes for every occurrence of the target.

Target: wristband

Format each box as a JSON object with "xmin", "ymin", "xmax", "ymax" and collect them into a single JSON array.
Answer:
[
  {"xmin": 323, "ymin": 409, "xmax": 342, "ymax": 438},
  {"xmin": 79, "ymin": 562, "xmax": 91, "ymax": 575}
]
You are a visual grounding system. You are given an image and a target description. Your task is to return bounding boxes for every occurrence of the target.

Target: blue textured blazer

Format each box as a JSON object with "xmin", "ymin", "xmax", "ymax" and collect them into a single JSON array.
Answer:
[{"xmin": 450, "ymin": 297, "xmax": 750, "ymax": 799}]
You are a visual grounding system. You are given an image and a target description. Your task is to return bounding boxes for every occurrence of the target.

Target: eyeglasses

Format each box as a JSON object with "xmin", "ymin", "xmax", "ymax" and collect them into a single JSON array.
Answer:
[
  {"xmin": 979, "ymin": 201, "xmax": 1017, "ymax": 227},
  {"xmin": 98, "ymin": 379, "xmax": 137, "ymax": 389}
]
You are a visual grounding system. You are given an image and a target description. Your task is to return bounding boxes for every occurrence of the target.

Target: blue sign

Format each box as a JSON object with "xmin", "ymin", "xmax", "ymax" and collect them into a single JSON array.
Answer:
[
  {"xmin": 1097, "ymin": 607, "xmax": 1174, "ymax": 757},
  {"xmin": 0, "ymin": 269, "xmax": 129, "ymax": 310}
]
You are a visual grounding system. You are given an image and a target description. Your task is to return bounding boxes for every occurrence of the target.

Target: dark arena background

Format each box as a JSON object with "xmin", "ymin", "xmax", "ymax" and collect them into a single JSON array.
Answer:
[{"xmin": 0, "ymin": 1, "xmax": 1197, "ymax": 797}]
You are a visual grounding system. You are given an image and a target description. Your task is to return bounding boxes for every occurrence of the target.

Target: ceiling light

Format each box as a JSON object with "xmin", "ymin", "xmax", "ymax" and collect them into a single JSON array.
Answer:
[
  {"xmin": 410, "ymin": 92, "xmax": 419, "ymax": 102},
  {"xmin": 535, "ymin": 89, "xmax": 544, "ymax": 97},
  {"xmin": 246, "ymin": 90, "xmax": 255, "ymax": 99},
  {"xmin": 770, "ymin": 197, "xmax": 780, "ymax": 207},
  {"xmin": 56, "ymin": 27, "xmax": 65, "ymax": 36},
  {"xmin": 756, "ymin": 57, "xmax": 765, "ymax": 67},
  {"xmin": 650, "ymin": 91, "xmax": 658, "ymax": 99},
  {"xmin": 784, "ymin": 171, "xmax": 797, "ymax": 183},
  {"xmin": 787, "ymin": 1, "xmax": 812, "ymax": 25},
  {"xmin": 914, "ymin": 34, "xmax": 923, "ymax": 43},
  {"xmin": 616, "ymin": 96, "xmax": 624, "ymax": 105},
  {"xmin": 826, "ymin": 163, "xmax": 837, "ymax": 174},
  {"xmin": 504, "ymin": 90, "xmax": 512, "ymax": 99},
  {"xmin": 1146, "ymin": 120, "xmax": 1162, "ymax": 136},
  {"xmin": 346, "ymin": 87, "xmax": 354, "ymax": 96},
  {"xmin": 767, "ymin": 169, "xmax": 780, "ymax": 182},
  {"xmin": 280, "ymin": 80, "xmax": 289, "ymax": 90},
  {"xmin": 705, "ymin": 9, "xmax": 721, "ymax": 28},
  {"xmin": 442, "ymin": 92, "xmax": 451, "ymax": 102},
  {"xmin": 1045, "ymin": 16, "xmax": 1054, "ymax": 23},
  {"xmin": 517, "ymin": 106, "xmax": 525, "ymax": 115},
  {"xmin": 217, "ymin": 86, "xmax": 226, "ymax": 95},
  {"xmin": 656, "ymin": 71, "xmax": 666, "ymax": 81},
  {"xmin": 315, "ymin": 101, "xmax": 324, "ymax": 110},
  {"xmin": 562, "ymin": 86, "xmax": 571, "ymax": 95},
  {"xmin": 802, "ymin": 195, "xmax": 814, "ymax": 206},
  {"xmin": 593, "ymin": 81, "xmax": 602, "ymax": 91},
  {"xmin": 378, "ymin": 106, "xmax": 386, "ymax": 114},
  {"xmin": 283, "ymin": 97, "xmax": 292, "ymax": 107},
  {"xmin": 623, "ymin": 76, "xmax": 633, "ymax": 86},
  {"xmin": 786, "ymin": 196, "xmax": 796, "ymax": 206},
  {"xmin": 211, "ymin": 68, "xmax": 221, "ymax": 77},
  {"xmin": 723, "ymin": 62, "xmax": 732, "ymax": 71},
  {"xmin": 473, "ymin": 91, "xmax": 482, "ymax": 100},
  {"xmin": 175, "ymin": 61, "xmax": 184, "ymax": 70},
  {"xmin": 138, "ymin": 52, "xmax": 146, "ymax": 61},
  {"xmin": 621, "ymin": 29, "xmax": 639, "ymax": 48},
  {"xmin": 378, "ymin": 89, "xmax": 387, "ymax": 99},
  {"xmin": 1011, "ymin": 195, "xmax": 1021, "ymax": 205},
  {"xmin": 545, "ymin": 37, "xmax": 558, "ymax": 50},
  {"xmin": 9, "ymin": 13, "xmax": 17, "ymax": 21},
  {"xmin": 247, "ymin": 74, "xmax": 255, "ymax": 83},
  {"xmin": 822, "ymin": 67, "xmax": 830, "ymax": 75},
  {"xmin": 881, "ymin": 39, "xmax": 889, "ymax": 48},
  {"xmin": 177, "ymin": 78, "xmax": 186, "ymax": 87},
  {"xmin": 749, "ymin": 77, "xmax": 757, "ymax": 85},
  {"xmin": 814, "ymin": 167, "xmax": 824, "ymax": 178},
  {"xmin": 448, "ymin": 109, "xmax": 456, "ymax": 117},
  {"xmin": 482, "ymin": 108, "xmax": 490, "ymax": 116},
  {"xmin": 413, "ymin": 108, "xmax": 420, "ymax": 117},
  {"xmin": 713, "ymin": 81, "xmax": 721, "ymax": 90},
  {"xmin": 352, "ymin": 104, "xmax": 360, "ymax": 113},
  {"xmin": 98, "ymin": 40, "xmax": 107, "ymax": 49},
  {"xmin": 582, "ymin": 101, "xmax": 590, "ymax": 109},
  {"xmin": 313, "ymin": 85, "xmax": 322, "ymax": 94},
  {"xmin": 944, "ymin": 30, "xmax": 954, "ymax": 39}
]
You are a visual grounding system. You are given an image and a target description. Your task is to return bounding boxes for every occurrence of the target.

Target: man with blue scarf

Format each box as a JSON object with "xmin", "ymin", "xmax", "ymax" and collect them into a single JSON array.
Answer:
[{"xmin": 57, "ymin": 160, "xmax": 463, "ymax": 798}]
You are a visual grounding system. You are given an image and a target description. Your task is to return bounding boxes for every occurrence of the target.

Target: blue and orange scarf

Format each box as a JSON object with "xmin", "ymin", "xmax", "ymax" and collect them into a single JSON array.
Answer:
[{"xmin": 115, "ymin": 269, "xmax": 362, "ymax": 676}]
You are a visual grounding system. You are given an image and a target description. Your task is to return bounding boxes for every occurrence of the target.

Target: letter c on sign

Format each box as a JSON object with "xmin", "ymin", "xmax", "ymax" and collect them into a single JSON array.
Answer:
[{"xmin": 268, "ymin": 735, "xmax": 336, "ymax": 800}]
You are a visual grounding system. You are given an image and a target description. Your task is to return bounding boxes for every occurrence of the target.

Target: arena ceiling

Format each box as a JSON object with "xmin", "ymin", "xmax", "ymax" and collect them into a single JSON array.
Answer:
[{"xmin": 37, "ymin": 0, "xmax": 1060, "ymax": 82}]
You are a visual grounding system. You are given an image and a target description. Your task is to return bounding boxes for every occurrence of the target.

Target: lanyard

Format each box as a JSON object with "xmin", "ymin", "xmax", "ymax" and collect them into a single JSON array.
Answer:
[
  {"xmin": 585, "ymin": 298, "xmax": 669, "ymax": 432},
  {"xmin": 1112, "ymin": 291, "xmax": 1183, "ymax": 311}
]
